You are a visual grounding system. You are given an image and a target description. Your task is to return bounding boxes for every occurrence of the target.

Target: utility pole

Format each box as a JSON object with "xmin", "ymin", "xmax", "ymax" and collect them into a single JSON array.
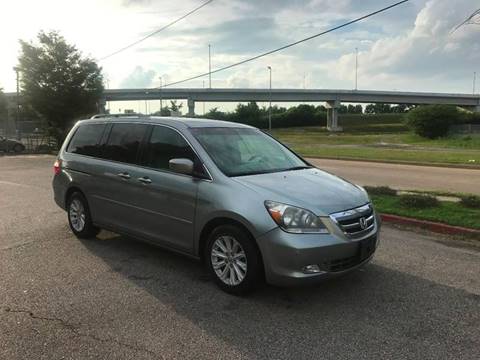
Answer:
[
  {"xmin": 13, "ymin": 67, "xmax": 20, "ymax": 138},
  {"xmin": 159, "ymin": 76, "xmax": 163, "ymax": 114},
  {"xmin": 268, "ymin": 66, "xmax": 272, "ymax": 132},
  {"xmin": 355, "ymin": 47, "xmax": 358, "ymax": 90},
  {"xmin": 208, "ymin": 44, "xmax": 212, "ymax": 88},
  {"xmin": 473, "ymin": 71, "xmax": 477, "ymax": 95}
]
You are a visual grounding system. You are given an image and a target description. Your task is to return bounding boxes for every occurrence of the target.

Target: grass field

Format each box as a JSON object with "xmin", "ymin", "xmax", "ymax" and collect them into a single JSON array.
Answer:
[
  {"xmin": 271, "ymin": 114, "xmax": 480, "ymax": 167},
  {"xmin": 370, "ymin": 194, "xmax": 480, "ymax": 230}
]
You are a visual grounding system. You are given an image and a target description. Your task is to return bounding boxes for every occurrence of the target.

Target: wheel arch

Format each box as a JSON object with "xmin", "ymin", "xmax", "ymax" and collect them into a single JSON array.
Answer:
[
  {"xmin": 197, "ymin": 216, "xmax": 265, "ymax": 272},
  {"xmin": 65, "ymin": 185, "xmax": 86, "ymax": 208}
]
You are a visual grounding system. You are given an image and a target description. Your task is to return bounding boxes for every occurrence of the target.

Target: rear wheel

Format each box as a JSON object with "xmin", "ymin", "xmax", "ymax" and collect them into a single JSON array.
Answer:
[
  {"xmin": 206, "ymin": 224, "xmax": 263, "ymax": 295},
  {"xmin": 67, "ymin": 192, "xmax": 99, "ymax": 238},
  {"xmin": 13, "ymin": 143, "xmax": 24, "ymax": 153}
]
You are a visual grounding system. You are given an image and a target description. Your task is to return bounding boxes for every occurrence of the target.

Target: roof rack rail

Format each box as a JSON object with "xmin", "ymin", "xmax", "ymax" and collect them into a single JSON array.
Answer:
[{"xmin": 90, "ymin": 113, "xmax": 146, "ymax": 119}]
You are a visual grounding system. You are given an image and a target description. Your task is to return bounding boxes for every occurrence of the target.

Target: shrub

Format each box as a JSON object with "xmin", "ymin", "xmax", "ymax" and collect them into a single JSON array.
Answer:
[
  {"xmin": 364, "ymin": 186, "xmax": 397, "ymax": 196},
  {"xmin": 399, "ymin": 194, "xmax": 439, "ymax": 208},
  {"xmin": 460, "ymin": 195, "xmax": 480, "ymax": 209},
  {"xmin": 405, "ymin": 105, "xmax": 460, "ymax": 139}
]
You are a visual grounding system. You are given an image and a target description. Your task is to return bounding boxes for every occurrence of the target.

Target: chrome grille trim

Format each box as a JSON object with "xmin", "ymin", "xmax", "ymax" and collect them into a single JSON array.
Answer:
[{"xmin": 330, "ymin": 203, "xmax": 376, "ymax": 238}]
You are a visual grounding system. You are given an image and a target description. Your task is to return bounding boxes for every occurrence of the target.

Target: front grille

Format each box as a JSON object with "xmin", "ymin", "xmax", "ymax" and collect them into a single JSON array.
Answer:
[{"xmin": 330, "ymin": 204, "xmax": 375, "ymax": 237}]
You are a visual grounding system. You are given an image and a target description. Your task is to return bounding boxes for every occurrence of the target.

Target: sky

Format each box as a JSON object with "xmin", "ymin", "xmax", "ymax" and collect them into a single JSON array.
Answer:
[{"xmin": 0, "ymin": 0, "xmax": 479, "ymax": 113}]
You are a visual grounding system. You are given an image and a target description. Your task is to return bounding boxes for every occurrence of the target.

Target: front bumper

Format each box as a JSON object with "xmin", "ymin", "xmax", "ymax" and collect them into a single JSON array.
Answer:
[{"xmin": 256, "ymin": 221, "xmax": 380, "ymax": 287}]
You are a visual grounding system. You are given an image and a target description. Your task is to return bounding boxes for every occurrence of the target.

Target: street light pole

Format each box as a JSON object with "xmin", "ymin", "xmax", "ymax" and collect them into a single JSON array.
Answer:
[
  {"xmin": 202, "ymin": 80, "xmax": 206, "ymax": 115},
  {"xmin": 13, "ymin": 67, "xmax": 20, "ymax": 137},
  {"xmin": 208, "ymin": 44, "xmax": 212, "ymax": 88},
  {"xmin": 268, "ymin": 66, "xmax": 272, "ymax": 132},
  {"xmin": 355, "ymin": 47, "xmax": 358, "ymax": 90},
  {"xmin": 473, "ymin": 71, "xmax": 477, "ymax": 95}
]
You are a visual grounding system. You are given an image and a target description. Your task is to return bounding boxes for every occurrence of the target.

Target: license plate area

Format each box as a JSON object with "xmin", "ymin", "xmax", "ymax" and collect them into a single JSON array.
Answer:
[{"xmin": 359, "ymin": 235, "xmax": 376, "ymax": 260}]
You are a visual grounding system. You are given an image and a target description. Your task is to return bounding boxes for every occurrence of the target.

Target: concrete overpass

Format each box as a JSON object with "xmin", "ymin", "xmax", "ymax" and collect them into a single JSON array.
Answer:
[
  {"xmin": 6, "ymin": 88, "xmax": 480, "ymax": 131},
  {"xmin": 101, "ymin": 88, "xmax": 480, "ymax": 130}
]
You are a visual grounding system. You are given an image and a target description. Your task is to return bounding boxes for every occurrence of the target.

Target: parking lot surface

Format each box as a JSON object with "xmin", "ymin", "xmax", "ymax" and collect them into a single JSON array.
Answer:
[{"xmin": 1, "ymin": 155, "xmax": 479, "ymax": 359}]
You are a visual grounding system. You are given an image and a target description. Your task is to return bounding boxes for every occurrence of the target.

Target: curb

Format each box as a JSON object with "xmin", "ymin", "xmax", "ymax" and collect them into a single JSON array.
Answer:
[{"xmin": 380, "ymin": 214, "xmax": 480, "ymax": 238}]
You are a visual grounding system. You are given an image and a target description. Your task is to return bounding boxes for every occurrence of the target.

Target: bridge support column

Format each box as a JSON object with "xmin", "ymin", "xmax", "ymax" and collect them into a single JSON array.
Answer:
[
  {"xmin": 187, "ymin": 98, "xmax": 195, "ymax": 117},
  {"xmin": 326, "ymin": 100, "xmax": 342, "ymax": 132},
  {"xmin": 97, "ymin": 98, "xmax": 107, "ymax": 114}
]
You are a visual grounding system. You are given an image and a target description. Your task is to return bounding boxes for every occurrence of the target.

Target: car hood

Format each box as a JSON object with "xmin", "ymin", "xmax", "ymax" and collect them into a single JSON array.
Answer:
[{"xmin": 232, "ymin": 168, "xmax": 369, "ymax": 216}]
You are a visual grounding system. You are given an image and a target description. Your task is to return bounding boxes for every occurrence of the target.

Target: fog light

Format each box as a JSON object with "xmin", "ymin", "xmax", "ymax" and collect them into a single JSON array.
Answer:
[{"xmin": 302, "ymin": 264, "xmax": 322, "ymax": 274}]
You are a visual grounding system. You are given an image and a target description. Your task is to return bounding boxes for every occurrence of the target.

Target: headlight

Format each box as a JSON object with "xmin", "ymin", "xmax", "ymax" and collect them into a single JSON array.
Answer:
[{"xmin": 264, "ymin": 200, "xmax": 329, "ymax": 234}]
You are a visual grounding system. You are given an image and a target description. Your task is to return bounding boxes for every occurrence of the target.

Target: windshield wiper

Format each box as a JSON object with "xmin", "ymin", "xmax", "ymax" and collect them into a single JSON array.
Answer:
[
  {"xmin": 284, "ymin": 165, "xmax": 313, "ymax": 171},
  {"xmin": 231, "ymin": 166, "xmax": 312, "ymax": 177}
]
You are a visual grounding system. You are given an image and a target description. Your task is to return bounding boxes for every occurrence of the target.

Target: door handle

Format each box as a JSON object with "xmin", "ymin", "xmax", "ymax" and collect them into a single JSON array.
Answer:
[
  {"xmin": 117, "ymin": 172, "xmax": 131, "ymax": 180},
  {"xmin": 138, "ymin": 176, "xmax": 152, "ymax": 184}
]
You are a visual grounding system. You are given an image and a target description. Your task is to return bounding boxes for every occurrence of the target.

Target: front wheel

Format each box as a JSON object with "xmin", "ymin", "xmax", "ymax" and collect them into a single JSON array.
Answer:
[
  {"xmin": 206, "ymin": 225, "xmax": 263, "ymax": 295},
  {"xmin": 67, "ymin": 192, "xmax": 99, "ymax": 239}
]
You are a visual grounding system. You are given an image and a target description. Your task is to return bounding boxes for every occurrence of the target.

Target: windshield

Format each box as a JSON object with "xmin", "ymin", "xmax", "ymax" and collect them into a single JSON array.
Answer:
[{"xmin": 191, "ymin": 127, "xmax": 310, "ymax": 177}]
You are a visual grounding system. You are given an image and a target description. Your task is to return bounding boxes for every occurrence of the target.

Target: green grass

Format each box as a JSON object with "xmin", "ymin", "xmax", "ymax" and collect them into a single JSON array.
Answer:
[
  {"xmin": 272, "ymin": 119, "xmax": 480, "ymax": 167},
  {"xmin": 371, "ymin": 194, "xmax": 480, "ymax": 230}
]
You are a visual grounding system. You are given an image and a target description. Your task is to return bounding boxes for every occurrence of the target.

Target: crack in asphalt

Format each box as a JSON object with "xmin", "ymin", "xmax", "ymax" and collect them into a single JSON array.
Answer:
[{"xmin": 2, "ymin": 306, "xmax": 158, "ymax": 357}]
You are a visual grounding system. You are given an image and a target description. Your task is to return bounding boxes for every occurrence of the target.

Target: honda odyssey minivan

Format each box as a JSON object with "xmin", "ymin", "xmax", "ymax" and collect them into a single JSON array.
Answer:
[{"xmin": 53, "ymin": 116, "xmax": 380, "ymax": 294}]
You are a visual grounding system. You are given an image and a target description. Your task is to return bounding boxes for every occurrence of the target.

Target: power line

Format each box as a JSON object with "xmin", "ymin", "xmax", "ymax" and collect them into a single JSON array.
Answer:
[
  {"xmin": 161, "ymin": 0, "xmax": 410, "ymax": 88},
  {"xmin": 100, "ymin": 0, "xmax": 214, "ymax": 61},
  {"xmin": 452, "ymin": 8, "xmax": 480, "ymax": 34}
]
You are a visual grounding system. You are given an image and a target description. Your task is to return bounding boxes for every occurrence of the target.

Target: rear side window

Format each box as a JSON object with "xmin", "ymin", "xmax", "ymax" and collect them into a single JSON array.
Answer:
[
  {"xmin": 143, "ymin": 126, "xmax": 196, "ymax": 170},
  {"xmin": 67, "ymin": 123, "xmax": 105, "ymax": 157},
  {"xmin": 102, "ymin": 123, "xmax": 148, "ymax": 164}
]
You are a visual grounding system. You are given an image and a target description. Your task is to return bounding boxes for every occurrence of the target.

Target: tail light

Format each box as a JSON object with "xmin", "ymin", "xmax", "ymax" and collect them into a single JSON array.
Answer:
[{"xmin": 53, "ymin": 159, "xmax": 62, "ymax": 175}]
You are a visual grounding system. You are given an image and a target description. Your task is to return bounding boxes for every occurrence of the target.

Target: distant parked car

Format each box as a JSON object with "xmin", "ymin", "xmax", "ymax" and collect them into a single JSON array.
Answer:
[{"xmin": 0, "ymin": 136, "xmax": 25, "ymax": 153}]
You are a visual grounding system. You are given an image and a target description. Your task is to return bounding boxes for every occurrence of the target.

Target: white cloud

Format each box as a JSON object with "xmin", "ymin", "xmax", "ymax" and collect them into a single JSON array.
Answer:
[
  {"xmin": 1, "ymin": 0, "xmax": 479, "ymax": 107},
  {"xmin": 119, "ymin": 66, "xmax": 156, "ymax": 88},
  {"xmin": 324, "ymin": 0, "xmax": 480, "ymax": 92}
]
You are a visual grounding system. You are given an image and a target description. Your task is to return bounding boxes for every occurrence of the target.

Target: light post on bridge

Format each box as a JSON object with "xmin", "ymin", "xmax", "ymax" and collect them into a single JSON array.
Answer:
[{"xmin": 268, "ymin": 66, "xmax": 272, "ymax": 132}]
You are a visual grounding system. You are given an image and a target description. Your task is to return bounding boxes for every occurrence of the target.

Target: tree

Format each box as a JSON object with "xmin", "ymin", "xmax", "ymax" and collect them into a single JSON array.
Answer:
[
  {"xmin": 0, "ymin": 88, "xmax": 7, "ymax": 118},
  {"xmin": 406, "ymin": 105, "xmax": 460, "ymax": 139},
  {"xmin": 205, "ymin": 107, "xmax": 229, "ymax": 120},
  {"xmin": 17, "ymin": 31, "xmax": 103, "ymax": 142},
  {"xmin": 169, "ymin": 100, "xmax": 183, "ymax": 112}
]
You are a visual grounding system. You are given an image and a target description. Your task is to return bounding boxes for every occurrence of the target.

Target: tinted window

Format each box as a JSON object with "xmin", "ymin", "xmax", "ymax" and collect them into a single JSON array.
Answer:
[
  {"xmin": 144, "ymin": 126, "xmax": 196, "ymax": 170},
  {"xmin": 102, "ymin": 123, "xmax": 148, "ymax": 164},
  {"xmin": 67, "ymin": 123, "xmax": 105, "ymax": 157}
]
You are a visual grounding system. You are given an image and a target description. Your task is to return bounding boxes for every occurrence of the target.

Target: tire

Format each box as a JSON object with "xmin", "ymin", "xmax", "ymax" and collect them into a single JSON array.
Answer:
[
  {"xmin": 205, "ymin": 224, "xmax": 263, "ymax": 295},
  {"xmin": 67, "ymin": 192, "xmax": 99, "ymax": 239},
  {"xmin": 13, "ymin": 144, "xmax": 24, "ymax": 153}
]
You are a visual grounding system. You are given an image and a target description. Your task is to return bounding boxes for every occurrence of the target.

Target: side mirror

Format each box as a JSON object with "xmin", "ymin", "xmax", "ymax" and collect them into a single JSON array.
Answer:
[{"xmin": 169, "ymin": 158, "xmax": 194, "ymax": 175}]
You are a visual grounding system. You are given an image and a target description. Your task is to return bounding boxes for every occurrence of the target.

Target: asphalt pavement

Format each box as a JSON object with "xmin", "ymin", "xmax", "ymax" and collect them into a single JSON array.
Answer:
[
  {"xmin": 1, "ymin": 155, "xmax": 479, "ymax": 359},
  {"xmin": 308, "ymin": 158, "xmax": 480, "ymax": 195}
]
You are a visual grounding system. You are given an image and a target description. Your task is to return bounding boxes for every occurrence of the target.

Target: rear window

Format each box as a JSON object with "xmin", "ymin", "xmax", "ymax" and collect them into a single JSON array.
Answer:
[
  {"xmin": 102, "ymin": 123, "xmax": 148, "ymax": 164},
  {"xmin": 67, "ymin": 123, "xmax": 105, "ymax": 157}
]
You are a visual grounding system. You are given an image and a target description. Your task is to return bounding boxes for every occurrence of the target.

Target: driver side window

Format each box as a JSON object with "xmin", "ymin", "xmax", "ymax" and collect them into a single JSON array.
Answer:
[{"xmin": 143, "ymin": 125, "xmax": 197, "ymax": 172}]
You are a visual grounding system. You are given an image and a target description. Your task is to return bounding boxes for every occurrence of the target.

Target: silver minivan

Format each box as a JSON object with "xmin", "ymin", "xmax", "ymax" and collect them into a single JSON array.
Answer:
[{"xmin": 53, "ymin": 116, "xmax": 380, "ymax": 294}]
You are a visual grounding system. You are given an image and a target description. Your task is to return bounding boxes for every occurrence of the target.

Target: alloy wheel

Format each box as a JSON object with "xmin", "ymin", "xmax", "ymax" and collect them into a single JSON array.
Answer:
[
  {"xmin": 211, "ymin": 235, "xmax": 247, "ymax": 286},
  {"xmin": 69, "ymin": 199, "xmax": 86, "ymax": 232}
]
